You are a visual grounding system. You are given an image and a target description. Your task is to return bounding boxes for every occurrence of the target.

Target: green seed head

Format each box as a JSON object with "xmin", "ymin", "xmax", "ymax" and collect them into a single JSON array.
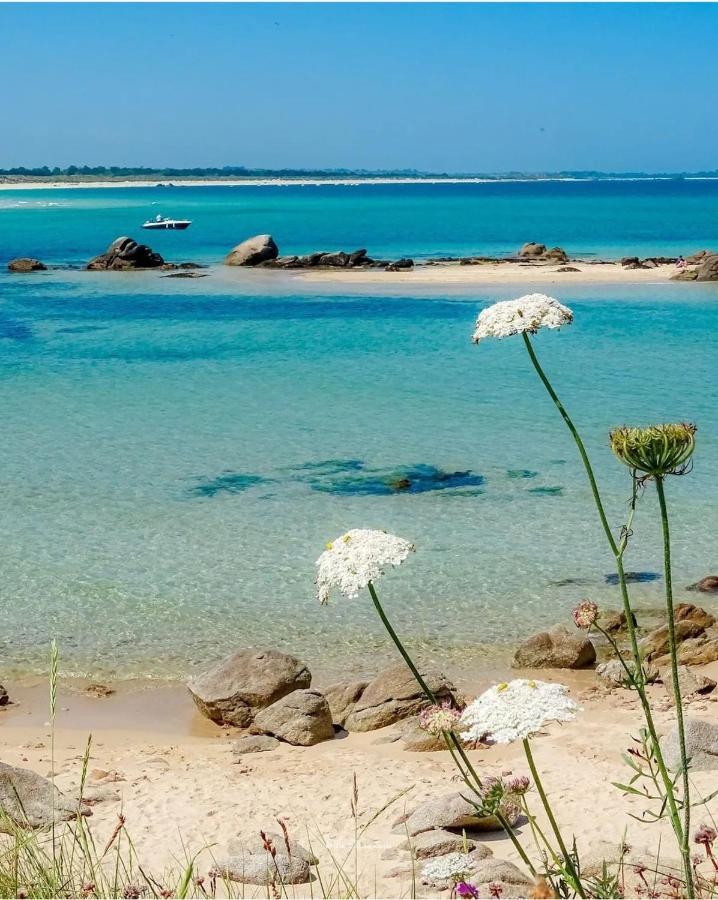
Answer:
[{"xmin": 609, "ymin": 423, "xmax": 697, "ymax": 477}]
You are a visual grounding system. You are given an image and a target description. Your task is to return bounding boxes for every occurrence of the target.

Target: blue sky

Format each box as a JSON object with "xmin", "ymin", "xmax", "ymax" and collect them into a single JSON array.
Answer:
[{"xmin": 1, "ymin": 3, "xmax": 716, "ymax": 173}]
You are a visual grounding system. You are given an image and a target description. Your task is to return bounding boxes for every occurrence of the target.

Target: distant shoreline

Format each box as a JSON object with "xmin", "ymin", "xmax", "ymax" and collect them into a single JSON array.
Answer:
[{"xmin": 3, "ymin": 175, "xmax": 718, "ymax": 191}]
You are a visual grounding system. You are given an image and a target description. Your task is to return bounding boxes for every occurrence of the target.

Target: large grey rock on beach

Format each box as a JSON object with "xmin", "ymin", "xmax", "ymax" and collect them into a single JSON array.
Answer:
[
  {"xmin": 663, "ymin": 717, "xmax": 718, "ymax": 771},
  {"xmin": 342, "ymin": 664, "xmax": 456, "ymax": 731},
  {"xmin": 214, "ymin": 831, "xmax": 315, "ymax": 885},
  {"xmin": 250, "ymin": 688, "xmax": 334, "ymax": 745},
  {"xmin": 323, "ymin": 679, "xmax": 368, "ymax": 726},
  {"xmin": 8, "ymin": 257, "xmax": 46, "ymax": 272},
  {"xmin": 225, "ymin": 234, "xmax": 278, "ymax": 266},
  {"xmin": 398, "ymin": 828, "xmax": 488, "ymax": 859},
  {"xmin": 87, "ymin": 236, "xmax": 164, "ymax": 270},
  {"xmin": 187, "ymin": 649, "xmax": 311, "ymax": 727},
  {"xmin": 513, "ymin": 625, "xmax": 596, "ymax": 669},
  {"xmin": 661, "ymin": 665, "xmax": 716, "ymax": 701},
  {"xmin": 395, "ymin": 791, "xmax": 519, "ymax": 837},
  {"xmin": 0, "ymin": 762, "xmax": 91, "ymax": 831}
]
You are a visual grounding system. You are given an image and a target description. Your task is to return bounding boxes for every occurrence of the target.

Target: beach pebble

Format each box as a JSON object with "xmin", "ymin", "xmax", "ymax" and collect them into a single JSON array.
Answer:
[
  {"xmin": 231, "ymin": 734, "xmax": 280, "ymax": 755},
  {"xmin": 400, "ymin": 718, "xmax": 448, "ymax": 752}
]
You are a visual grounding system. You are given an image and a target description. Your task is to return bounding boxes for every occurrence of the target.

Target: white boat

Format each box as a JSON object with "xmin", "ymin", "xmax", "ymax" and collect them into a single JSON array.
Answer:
[{"xmin": 142, "ymin": 215, "xmax": 192, "ymax": 230}]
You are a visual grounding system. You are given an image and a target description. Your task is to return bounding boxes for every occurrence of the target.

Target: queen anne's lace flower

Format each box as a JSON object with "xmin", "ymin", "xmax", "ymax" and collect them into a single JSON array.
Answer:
[
  {"xmin": 460, "ymin": 679, "xmax": 578, "ymax": 743},
  {"xmin": 471, "ymin": 294, "xmax": 573, "ymax": 344},
  {"xmin": 421, "ymin": 852, "xmax": 474, "ymax": 884},
  {"xmin": 315, "ymin": 528, "xmax": 414, "ymax": 604}
]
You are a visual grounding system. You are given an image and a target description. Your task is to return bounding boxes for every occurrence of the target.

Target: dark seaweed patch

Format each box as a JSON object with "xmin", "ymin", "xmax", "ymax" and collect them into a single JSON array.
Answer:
[
  {"xmin": 605, "ymin": 571, "xmax": 661, "ymax": 585},
  {"xmin": 309, "ymin": 464, "xmax": 484, "ymax": 496},
  {"xmin": 550, "ymin": 577, "xmax": 593, "ymax": 587},
  {"xmin": 507, "ymin": 469, "xmax": 538, "ymax": 479},
  {"xmin": 288, "ymin": 459, "xmax": 365, "ymax": 476},
  {"xmin": 190, "ymin": 472, "xmax": 268, "ymax": 498},
  {"xmin": 528, "ymin": 486, "xmax": 563, "ymax": 496}
]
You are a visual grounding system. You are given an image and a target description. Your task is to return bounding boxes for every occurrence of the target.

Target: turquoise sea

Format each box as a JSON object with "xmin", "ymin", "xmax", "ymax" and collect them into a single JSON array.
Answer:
[{"xmin": 1, "ymin": 181, "xmax": 717, "ymax": 681}]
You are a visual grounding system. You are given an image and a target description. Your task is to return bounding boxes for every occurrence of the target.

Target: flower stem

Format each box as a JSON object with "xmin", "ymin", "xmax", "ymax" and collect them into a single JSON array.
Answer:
[
  {"xmin": 367, "ymin": 581, "xmax": 537, "ymax": 878},
  {"xmin": 522, "ymin": 738, "xmax": 585, "ymax": 898},
  {"xmin": 655, "ymin": 475, "xmax": 694, "ymax": 898},
  {"xmin": 521, "ymin": 333, "xmax": 687, "ymax": 870}
]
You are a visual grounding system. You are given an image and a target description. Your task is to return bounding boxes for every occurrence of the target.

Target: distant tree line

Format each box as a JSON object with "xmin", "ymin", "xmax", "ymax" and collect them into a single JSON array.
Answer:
[{"xmin": 1, "ymin": 165, "xmax": 718, "ymax": 179}]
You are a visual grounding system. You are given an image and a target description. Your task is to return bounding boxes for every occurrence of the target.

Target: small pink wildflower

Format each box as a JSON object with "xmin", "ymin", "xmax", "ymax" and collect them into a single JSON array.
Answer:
[
  {"xmin": 695, "ymin": 824, "xmax": 717, "ymax": 846},
  {"xmin": 572, "ymin": 599, "xmax": 599, "ymax": 629},
  {"xmin": 455, "ymin": 882, "xmax": 479, "ymax": 899},
  {"xmin": 505, "ymin": 774, "xmax": 531, "ymax": 795},
  {"xmin": 419, "ymin": 700, "xmax": 461, "ymax": 735},
  {"xmin": 488, "ymin": 883, "xmax": 503, "ymax": 899}
]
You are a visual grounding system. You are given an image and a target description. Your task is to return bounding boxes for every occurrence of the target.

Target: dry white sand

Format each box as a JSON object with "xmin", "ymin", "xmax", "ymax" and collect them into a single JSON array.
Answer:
[{"xmin": 2, "ymin": 667, "xmax": 717, "ymax": 897}]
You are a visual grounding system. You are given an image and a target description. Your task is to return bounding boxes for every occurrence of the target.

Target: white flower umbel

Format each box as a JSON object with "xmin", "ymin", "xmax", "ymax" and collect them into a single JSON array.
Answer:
[
  {"xmin": 315, "ymin": 528, "xmax": 414, "ymax": 604},
  {"xmin": 421, "ymin": 852, "xmax": 474, "ymax": 884},
  {"xmin": 460, "ymin": 679, "xmax": 578, "ymax": 744},
  {"xmin": 471, "ymin": 293, "xmax": 573, "ymax": 344}
]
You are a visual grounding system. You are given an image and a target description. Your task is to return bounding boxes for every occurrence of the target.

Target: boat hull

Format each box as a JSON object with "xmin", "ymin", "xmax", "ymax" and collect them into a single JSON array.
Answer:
[{"xmin": 142, "ymin": 221, "xmax": 191, "ymax": 230}]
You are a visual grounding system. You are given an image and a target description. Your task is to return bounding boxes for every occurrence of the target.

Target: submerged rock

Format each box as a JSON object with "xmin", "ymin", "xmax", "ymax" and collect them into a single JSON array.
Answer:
[
  {"xmin": 0, "ymin": 762, "xmax": 91, "ymax": 831},
  {"xmin": 87, "ymin": 236, "xmax": 164, "ymax": 270},
  {"xmin": 250, "ymin": 688, "xmax": 334, "ymax": 746},
  {"xmin": 8, "ymin": 257, "xmax": 46, "ymax": 272},
  {"xmin": 605, "ymin": 571, "xmax": 660, "ymax": 584},
  {"xmin": 343, "ymin": 664, "xmax": 456, "ymax": 731},
  {"xmin": 688, "ymin": 575, "xmax": 718, "ymax": 594},
  {"xmin": 225, "ymin": 234, "xmax": 279, "ymax": 267},
  {"xmin": 307, "ymin": 463, "xmax": 484, "ymax": 496},
  {"xmin": 189, "ymin": 472, "xmax": 267, "ymax": 498},
  {"xmin": 513, "ymin": 625, "xmax": 596, "ymax": 669},
  {"xmin": 187, "ymin": 649, "xmax": 312, "ymax": 727}
]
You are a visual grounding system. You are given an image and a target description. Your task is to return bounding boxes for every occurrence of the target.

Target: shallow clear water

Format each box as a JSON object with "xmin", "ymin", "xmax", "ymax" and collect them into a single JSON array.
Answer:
[
  {"xmin": 2, "ymin": 179, "xmax": 718, "ymax": 264},
  {"xmin": 1, "ymin": 184, "xmax": 717, "ymax": 681}
]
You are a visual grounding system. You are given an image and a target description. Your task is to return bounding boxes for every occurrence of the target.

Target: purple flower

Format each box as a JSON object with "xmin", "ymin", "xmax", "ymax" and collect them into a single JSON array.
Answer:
[{"xmin": 456, "ymin": 882, "xmax": 479, "ymax": 899}]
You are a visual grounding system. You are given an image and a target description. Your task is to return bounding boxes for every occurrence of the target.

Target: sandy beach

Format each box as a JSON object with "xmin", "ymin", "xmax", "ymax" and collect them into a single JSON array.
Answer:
[
  {"xmin": 282, "ymin": 259, "xmax": 687, "ymax": 287},
  {"xmin": 2, "ymin": 663, "xmax": 718, "ymax": 897}
]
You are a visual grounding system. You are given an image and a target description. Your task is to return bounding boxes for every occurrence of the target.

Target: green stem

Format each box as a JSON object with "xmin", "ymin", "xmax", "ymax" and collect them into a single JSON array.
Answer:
[
  {"xmin": 655, "ymin": 476, "xmax": 694, "ymax": 898},
  {"xmin": 523, "ymin": 738, "xmax": 585, "ymax": 897},
  {"xmin": 368, "ymin": 581, "xmax": 537, "ymax": 878},
  {"xmin": 522, "ymin": 333, "xmax": 686, "ymax": 859}
]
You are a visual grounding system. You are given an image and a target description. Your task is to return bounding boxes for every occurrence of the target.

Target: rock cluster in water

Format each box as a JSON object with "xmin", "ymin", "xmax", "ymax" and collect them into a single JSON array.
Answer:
[
  {"xmin": 7, "ymin": 257, "xmax": 47, "ymax": 272},
  {"xmin": 224, "ymin": 233, "xmax": 414, "ymax": 270},
  {"xmin": 85, "ymin": 236, "xmax": 204, "ymax": 272}
]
